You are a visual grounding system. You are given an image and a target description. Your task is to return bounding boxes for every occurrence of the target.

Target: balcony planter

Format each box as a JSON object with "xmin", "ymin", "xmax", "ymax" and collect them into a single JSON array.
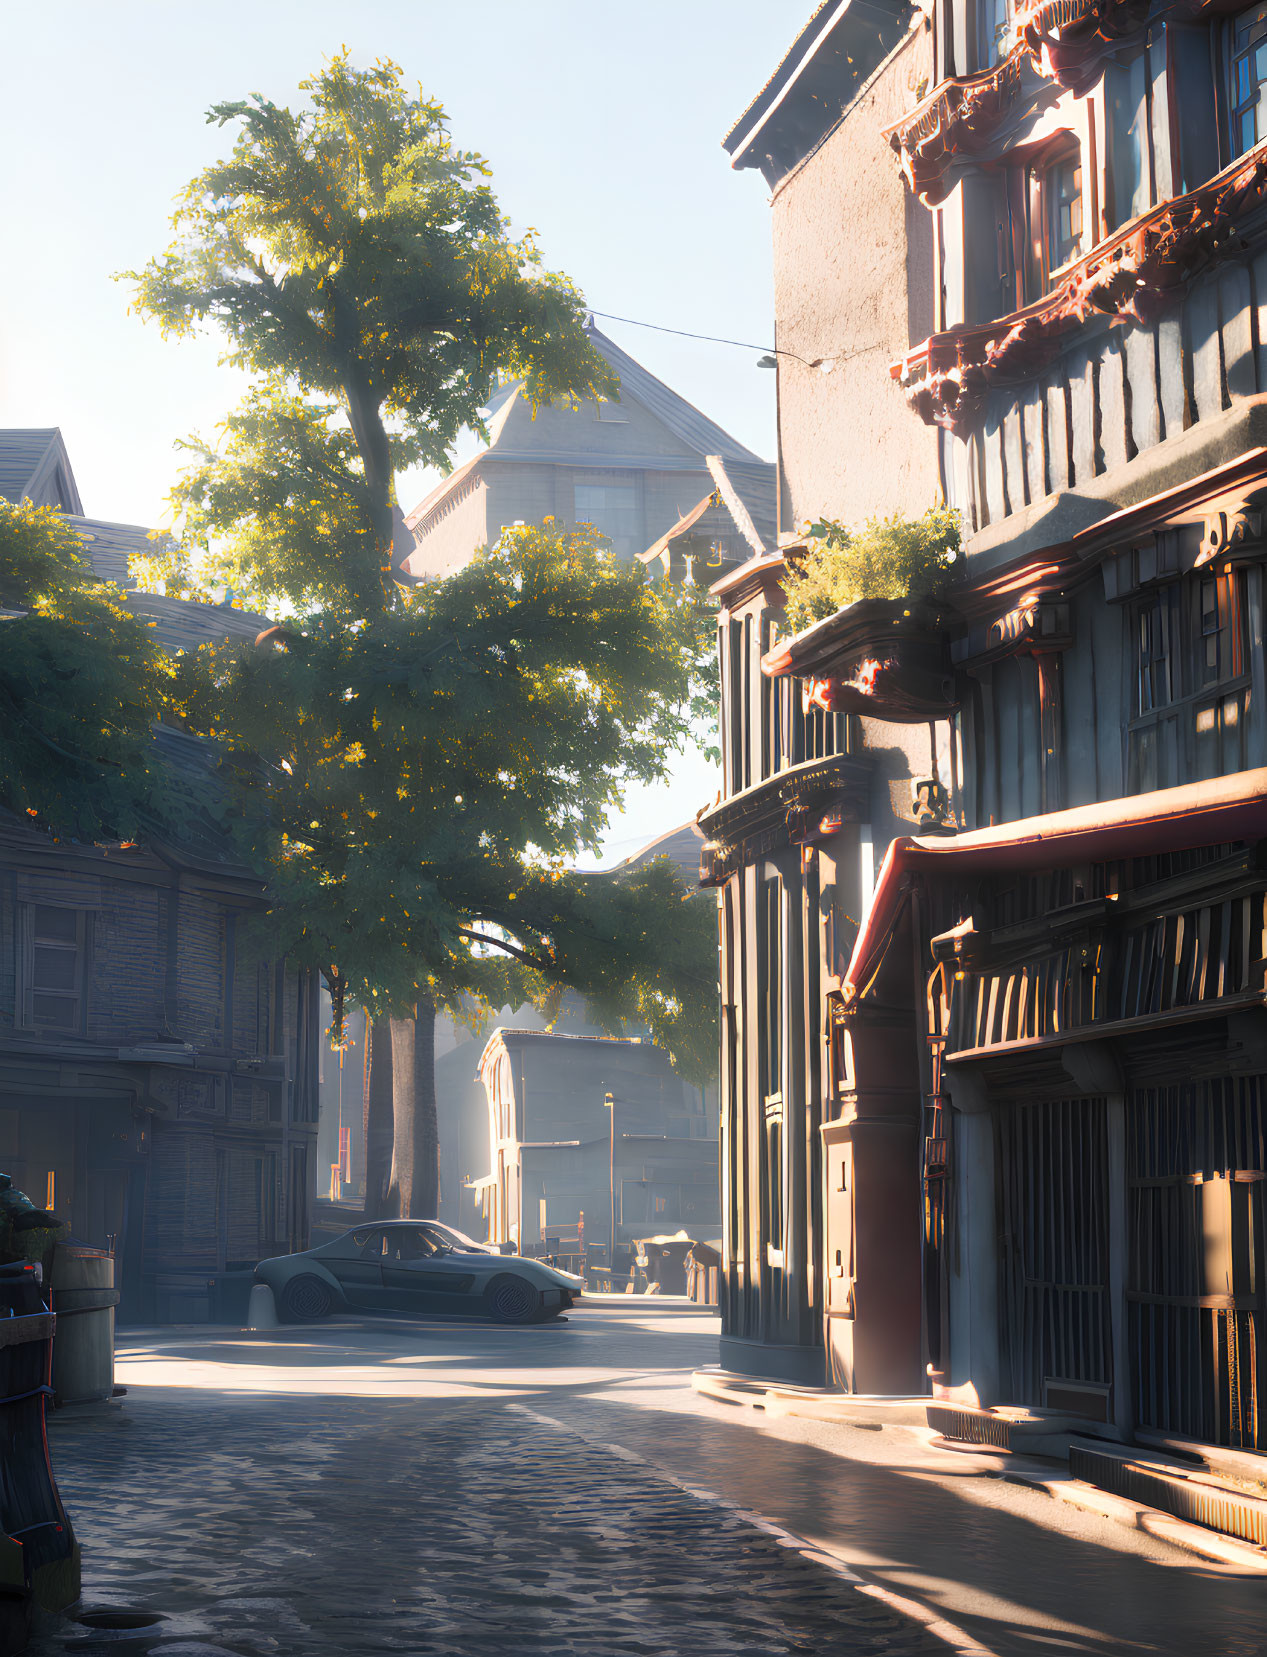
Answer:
[{"xmin": 763, "ymin": 598, "xmax": 958, "ymax": 724}]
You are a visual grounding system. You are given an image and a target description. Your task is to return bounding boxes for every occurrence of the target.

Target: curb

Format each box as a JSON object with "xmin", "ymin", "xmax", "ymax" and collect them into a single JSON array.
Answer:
[
  {"xmin": 1006, "ymin": 1472, "xmax": 1267, "ymax": 1572},
  {"xmin": 693, "ymin": 1367, "xmax": 1267, "ymax": 1574}
]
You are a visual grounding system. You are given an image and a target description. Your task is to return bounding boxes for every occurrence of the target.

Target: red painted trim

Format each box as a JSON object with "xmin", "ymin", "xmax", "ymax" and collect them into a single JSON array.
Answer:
[{"xmin": 842, "ymin": 768, "xmax": 1267, "ymax": 1004}]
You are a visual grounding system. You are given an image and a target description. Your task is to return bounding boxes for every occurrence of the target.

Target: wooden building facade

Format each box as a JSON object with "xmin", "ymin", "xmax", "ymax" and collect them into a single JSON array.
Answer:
[
  {"xmin": 714, "ymin": 0, "xmax": 1267, "ymax": 1453},
  {"xmin": 1, "ymin": 432, "xmax": 321, "ymax": 1321}
]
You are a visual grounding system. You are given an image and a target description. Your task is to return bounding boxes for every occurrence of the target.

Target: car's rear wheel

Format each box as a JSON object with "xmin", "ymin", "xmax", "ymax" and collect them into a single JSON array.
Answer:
[
  {"xmin": 280, "ymin": 1274, "xmax": 333, "ymax": 1323},
  {"xmin": 484, "ymin": 1274, "xmax": 542, "ymax": 1324}
]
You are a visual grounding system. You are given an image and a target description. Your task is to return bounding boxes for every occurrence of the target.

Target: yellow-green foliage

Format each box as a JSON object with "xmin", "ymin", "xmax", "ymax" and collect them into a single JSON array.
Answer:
[
  {"xmin": 125, "ymin": 53, "xmax": 617, "ymax": 613},
  {"xmin": 783, "ymin": 505, "xmax": 962, "ymax": 634},
  {"xmin": 0, "ymin": 501, "xmax": 173, "ymax": 839}
]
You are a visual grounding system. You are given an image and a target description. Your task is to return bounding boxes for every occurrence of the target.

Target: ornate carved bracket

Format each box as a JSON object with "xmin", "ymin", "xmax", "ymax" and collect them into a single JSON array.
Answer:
[
  {"xmin": 882, "ymin": 57, "xmax": 1025, "ymax": 206},
  {"xmin": 894, "ymin": 143, "xmax": 1267, "ymax": 432},
  {"xmin": 886, "ymin": 0, "xmax": 1239, "ymax": 204},
  {"xmin": 1013, "ymin": 0, "xmax": 1154, "ymax": 89},
  {"xmin": 697, "ymin": 753, "xmax": 872, "ymax": 886}
]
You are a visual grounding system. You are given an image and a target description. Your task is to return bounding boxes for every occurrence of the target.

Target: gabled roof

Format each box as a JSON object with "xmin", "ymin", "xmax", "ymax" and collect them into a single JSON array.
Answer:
[
  {"xmin": 0, "ymin": 429, "xmax": 83, "ymax": 515},
  {"xmin": 724, "ymin": 0, "xmax": 915, "ymax": 187},
  {"xmin": 403, "ymin": 322, "xmax": 767, "ymax": 541},
  {"xmin": 609, "ymin": 820, "xmax": 705, "ymax": 887},
  {"xmin": 709, "ymin": 456, "xmax": 777, "ymax": 551},
  {"xmin": 582, "ymin": 323, "xmax": 764, "ymax": 464},
  {"xmin": 404, "ymin": 453, "xmax": 484, "ymax": 537},
  {"xmin": 639, "ymin": 454, "xmax": 777, "ymax": 567}
]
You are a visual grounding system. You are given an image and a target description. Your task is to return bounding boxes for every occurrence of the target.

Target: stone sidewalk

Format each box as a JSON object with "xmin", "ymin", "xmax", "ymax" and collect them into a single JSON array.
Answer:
[{"xmin": 33, "ymin": 1387, "xmax": 951, "ymax": 1657}]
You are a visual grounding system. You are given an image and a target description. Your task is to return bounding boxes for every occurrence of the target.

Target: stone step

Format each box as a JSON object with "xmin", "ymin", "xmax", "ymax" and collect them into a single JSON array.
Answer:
[{"xmin": 1071, "ymin": 1441, "xmax": 1267, "ymax": 1550}]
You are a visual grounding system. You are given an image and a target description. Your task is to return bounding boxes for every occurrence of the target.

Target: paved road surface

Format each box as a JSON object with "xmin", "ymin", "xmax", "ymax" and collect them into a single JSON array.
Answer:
[{"xmin": 32, "ymin": 1300, "xmax": 1267, "ymax": 1657}]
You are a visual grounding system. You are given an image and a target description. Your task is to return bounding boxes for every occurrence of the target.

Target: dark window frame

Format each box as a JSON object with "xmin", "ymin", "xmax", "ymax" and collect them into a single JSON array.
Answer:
[
  {"xmin": 1004, "ymin": 135, "xmax": 1087, "ymax": 304},
  {"xmin": 1229, "ymin": 1, "xmax": 1267, "ymax": 158},
  {"xmin": 18, "ymin": 903, "xmax": 89, "ymax": 1035}
]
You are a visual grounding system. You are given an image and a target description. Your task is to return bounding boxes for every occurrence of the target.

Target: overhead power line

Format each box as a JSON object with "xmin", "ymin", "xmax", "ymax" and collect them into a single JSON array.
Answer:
[
  {"xmin": 586, "ymin": 308, "xmax": 883, "ymax": 374},
  {"xmin": 588, "ymin": 308, "xmax": 780, "ymax": 357}
]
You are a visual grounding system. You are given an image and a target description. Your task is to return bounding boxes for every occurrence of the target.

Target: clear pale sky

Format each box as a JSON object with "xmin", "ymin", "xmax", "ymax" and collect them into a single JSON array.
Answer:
[{"xmin": 2, "ymin": 1, "xmax": 808, "ymax": 860}]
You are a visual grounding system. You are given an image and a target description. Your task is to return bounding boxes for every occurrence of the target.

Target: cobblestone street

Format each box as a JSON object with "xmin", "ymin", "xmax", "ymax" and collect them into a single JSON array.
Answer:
[
  {"xmin": 34, "ymin": 1390, "xmax": 946, "ymax": 1657},
  {"xmin": 28, "ymin": 1303, "xmax": 1267, "ymax": 1657}
]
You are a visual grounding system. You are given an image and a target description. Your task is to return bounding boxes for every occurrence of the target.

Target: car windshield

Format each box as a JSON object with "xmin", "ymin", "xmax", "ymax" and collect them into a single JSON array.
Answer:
[{"xmin": 433, "ymin": 1224, "xmax": 486, "ymax": 1251}]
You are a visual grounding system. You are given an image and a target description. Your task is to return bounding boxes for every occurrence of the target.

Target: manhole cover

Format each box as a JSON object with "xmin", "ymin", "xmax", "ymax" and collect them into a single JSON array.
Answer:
[{"xmin": 75, "ymin": 1610, "xmax": 165, "ymax": 1631}]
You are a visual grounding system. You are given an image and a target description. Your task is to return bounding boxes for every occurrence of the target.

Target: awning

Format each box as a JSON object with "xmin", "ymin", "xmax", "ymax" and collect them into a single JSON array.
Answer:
[
  {"xmin": 463, "ymin": 1174, "xmax": 497, "ymax": 1191},
  {"xmin": 843, "ymin": 769, "xmax": 1267, "ymax": 1006}
]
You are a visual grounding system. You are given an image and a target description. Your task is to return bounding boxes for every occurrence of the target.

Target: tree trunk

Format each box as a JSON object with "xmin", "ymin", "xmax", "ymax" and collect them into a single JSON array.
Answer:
[
  {"xmin": 387, "ymin": 996, "xmax": 439, "ymax": 1219},
  {"xmin": 342, "ymin": 372, "xmax": 397, "ymax": 599},
  {"xmin": 363, "ymin": 1016, "xmax": 394, "ymax": 1219}
]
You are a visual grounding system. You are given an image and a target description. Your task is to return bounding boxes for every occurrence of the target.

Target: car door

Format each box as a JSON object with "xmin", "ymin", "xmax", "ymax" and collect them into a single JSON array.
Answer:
[
  {"xmin": 321, "ymin": 1228, "xmax": 388, "ymax": 1310},
  {"xmin": 380, "ymin": 1227, "xmax": 479, "ymax": 1314}
]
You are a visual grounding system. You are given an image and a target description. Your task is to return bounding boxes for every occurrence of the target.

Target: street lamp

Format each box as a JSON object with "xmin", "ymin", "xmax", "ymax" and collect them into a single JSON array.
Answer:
[{"xmin": 603, "ymin": 1089, "xmax": 615, "ymax": 1282}]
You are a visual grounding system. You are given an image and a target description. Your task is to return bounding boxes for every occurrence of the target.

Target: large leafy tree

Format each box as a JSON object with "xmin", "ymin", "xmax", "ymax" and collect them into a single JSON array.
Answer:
[
  {"xmin": 131, "ymin": 54, "xmax": 615, "ymax": 615},
  {"xmin": 0, "ymin": 501, "xmax": 172, "ymax": 840},
  {"xmin": 132, "ymin": 57, "xmax": 717, "ymax": 1220}
]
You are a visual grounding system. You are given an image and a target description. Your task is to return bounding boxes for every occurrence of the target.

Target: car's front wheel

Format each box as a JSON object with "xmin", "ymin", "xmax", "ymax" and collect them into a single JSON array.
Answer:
[
  {"xmin": 280, "ymin": 1274, "xmax": 333, "ymax": 1323},
  {"xmin": 484, "ymin": 1274, "xmax": 542, "ymax": 1324}
]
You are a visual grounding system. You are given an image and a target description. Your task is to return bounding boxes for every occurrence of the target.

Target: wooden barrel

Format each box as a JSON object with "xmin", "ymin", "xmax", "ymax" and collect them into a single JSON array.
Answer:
[
  {"xmin": 50, "ymin": 1247, "xmax": 118, "ymax": 1406},
  {"xmin": 0, "ymin": 1262, "xmax": 80, "ymax": 1644}
]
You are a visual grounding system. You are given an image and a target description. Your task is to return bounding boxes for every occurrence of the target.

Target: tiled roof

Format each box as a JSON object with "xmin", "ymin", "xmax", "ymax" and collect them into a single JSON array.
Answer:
[
  {"xmin": 126, "ymin": 592, "xmax": 269, "ymax": 654},
  {"xmin": 0, "ymin": 429, "xmax": 83, "ymax": 515},
  {"xmin": 639, "ymin": 455, "xmax": 777, "ymax": 574},
  {"xmin": 65, "ymin": 515, "xmax": 154, "ymax": 588}
]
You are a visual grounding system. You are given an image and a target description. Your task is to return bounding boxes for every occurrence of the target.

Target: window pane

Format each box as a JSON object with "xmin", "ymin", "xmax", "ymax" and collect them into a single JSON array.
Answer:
[
  {"xmin": 573, "ymin": 482, "xmax": 639, "ymax": 560},
  {"xmin": 31, "ymin": 994, "xmax": 76, "ymax": 1029},
  {"xmin": 1255, "ymin": 40, "xmax": 1267, "ymax": 78},
  {"xmin": 1047, "ymin": 153, "xmax": 1083, "ymax": 274},
  {"xmin": 1244, "ymin": 109, "xmax": 1257, "ymax": 152},
  {"xmin": 33, "ymin": 945, "xmax": 76, "ymax": 992},
  {"xmin": 1240, "ymin": 57, "xmax": 1252, "ymax": 102},
  {"xmin": 33, "ymin": 906, "xmax": 77, "ymax": 943}
]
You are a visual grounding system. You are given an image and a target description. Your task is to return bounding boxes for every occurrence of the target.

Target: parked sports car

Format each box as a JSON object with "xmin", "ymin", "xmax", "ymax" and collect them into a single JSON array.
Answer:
[{"xmin": 256, "ymin": 1221, "xmax": 585, "ymax": 1324}]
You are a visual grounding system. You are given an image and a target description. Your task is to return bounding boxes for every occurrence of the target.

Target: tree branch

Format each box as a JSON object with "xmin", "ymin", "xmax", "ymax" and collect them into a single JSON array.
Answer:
[{"xmin": 456, "ymin": 926, "xmax": 552, "ymax": 970}]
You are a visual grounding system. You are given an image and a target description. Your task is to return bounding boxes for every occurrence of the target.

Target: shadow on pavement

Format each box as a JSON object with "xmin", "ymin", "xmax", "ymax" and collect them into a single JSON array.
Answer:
[{"xmin": 44, "ymin": 1304, "xmax": 1267, "ymax": 1657}]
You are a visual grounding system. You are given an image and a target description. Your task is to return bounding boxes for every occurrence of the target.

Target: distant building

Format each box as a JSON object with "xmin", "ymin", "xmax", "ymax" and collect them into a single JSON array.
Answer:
[
  {"xmin": 401, "ymin": 321, "xmax": 775, "ymax": 582},
  {"xmin": 0, "ymin": 430, "xmax": 321, "ymax": 1322},
  {"xmin": 474, "ymin": 1029, "xmax": 718, "ymax": 1269}
]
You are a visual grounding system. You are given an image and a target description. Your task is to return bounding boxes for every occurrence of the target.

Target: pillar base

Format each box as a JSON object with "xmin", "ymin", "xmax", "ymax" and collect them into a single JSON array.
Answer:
[{"xmin": 718, "ymin": 1335, "xmax": 826, "ymax": 1387}]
